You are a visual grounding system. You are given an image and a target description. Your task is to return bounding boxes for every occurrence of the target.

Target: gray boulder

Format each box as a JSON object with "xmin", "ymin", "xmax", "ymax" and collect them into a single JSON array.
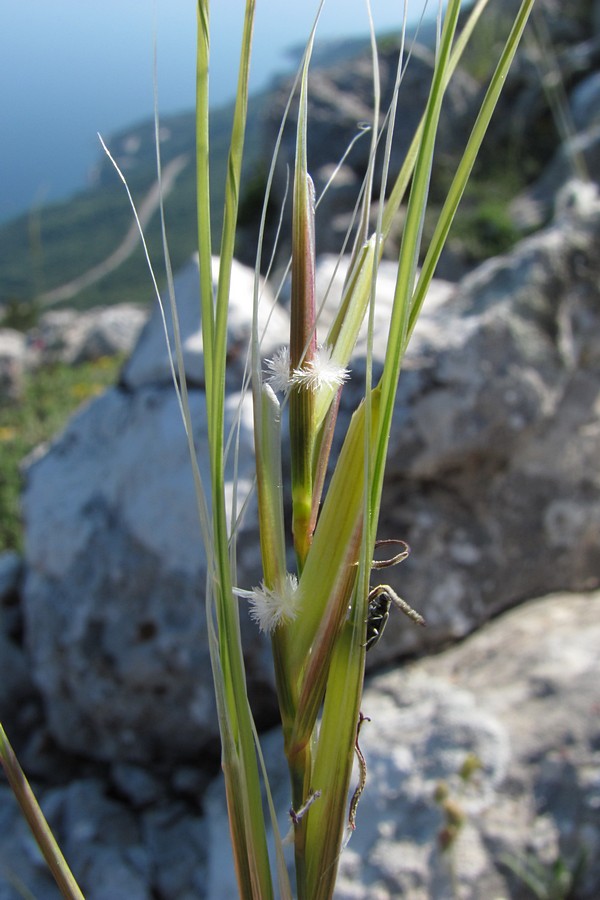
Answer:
[
  {"xmin": 360, "ymin": 180, "xmax": 600, "ymax": 662},
  {"xmin": 0, "ymin": 774, "xmax": 208, "ymax": 900},
  {"xmin": 0, "ymin": 778, "xmax": 163, "ymax": 900},
  {"xmin": 0, "ymin": 328, "xmax": 27, "ymax": 401},
  {"xmin": 21, "ymin": 256, "xmax": 287, "ymax": 765},
  {"xmin": 21, "ymin": 183, "xmax": 600, "ymax": 760},
  {"xmin": 30, "ymin": 303, "xmax": 148, "ymax": 366},
  {"xmin": 260, "ymin": 35, "xmax": 478, "ymax": 259},
  {"xmin": 21, "ymin": 252, "xmax": 458, "ymax": 764},
  {"xmin": 0, "ymin": 551, "xmax": 36, "ymax": 743},
  {"xmin": 0, "ymin": 550, "xmax": 22, "ymax": 602},
  {"xmin": 571, "ymin": 70, "xmax": 600, "ymax": 131},
  {"xmin": 122, "ymin": 255, "xmax": 286, "ymax": 390},
  {"xmin": 21, "ymin": 384, "xmax": 270, "ymax": 764},
  {"xmin": 3, "ymin": 590, "xmax": 597, "ymax": 898},
  {"xmin": 510, "ymin": 125, "xmax": 600, "ymax": 230},
  {"xmin": 205, "ymin": 590, "xmax": 600, "ymax": 899},
  {"xmin": 506, "ymin": 0, "xmax": 600, "ymax": 232}
]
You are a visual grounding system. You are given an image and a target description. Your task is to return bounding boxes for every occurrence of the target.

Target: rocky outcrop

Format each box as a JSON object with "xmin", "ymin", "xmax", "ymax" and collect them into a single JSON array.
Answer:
[
  {"xmin": 0, "ymin": 328, "xmax": 27, "ymax": 401},
  {"xmin": 205, "ymin": 590, "xmax": 600, "ymax": 900},
  {"xmin": 241, "ymin": 0, "xmax": 600, "ymax": 273},
  {"xmin": 336, "ymin": 590, "xmax": 600, "ymax": 899},
  {"xmin": 2, "ymin": 591, "xmax": 598, "ymax": 898},
  {"xmin": 0, "ymin": 304, "xmax": 148, "ymax": 402},
  {"xmin": 29, "ymin": 303, "xmax": 148, "ymax": 366},
  {"xmin": 4, "ymin": 4, "xmax": 600, "ymax": 895},
  {"xmin": 504, "ymin": 0, "xmax": 600, "ymax": 230},
  {"xmin": 258, "ymin": 32, "xmax": 479, "ymax": 261},
  {"xmin": 0, "ymin": 552, "xmax": 33, "ymax": 738},
  {"xmin": 20, "ymin": 258, "xmax": 280, "ymax": 764},
  {"xmin": 20, "ymin": 181, "xmax": 600, "ymax": 765},
  {"xmin": 364, "ymin": 179, "xmax": 600, "ymax": 662}
]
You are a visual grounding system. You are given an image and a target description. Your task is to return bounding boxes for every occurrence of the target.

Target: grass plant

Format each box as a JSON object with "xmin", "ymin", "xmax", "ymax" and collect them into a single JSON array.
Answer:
[{"xmin": 0, "ymin": 1, "xmax": 536, "ymax": 897}]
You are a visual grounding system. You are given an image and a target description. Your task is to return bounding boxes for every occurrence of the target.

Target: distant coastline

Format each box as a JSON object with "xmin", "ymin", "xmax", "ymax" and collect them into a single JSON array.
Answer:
[{"xmin": 0, "ymin": 0, "xmax": 433, "ymax": 225}]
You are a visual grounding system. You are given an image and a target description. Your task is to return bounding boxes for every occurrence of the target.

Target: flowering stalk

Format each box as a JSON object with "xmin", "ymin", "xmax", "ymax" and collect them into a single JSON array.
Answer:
[
  {"xmin": 0, "ymin": 3, "xmax": 537, "ymax": 899},
  {"xmin": 249, "ymin": 4, "xmax": 536, "ymax": 899},
  {"xmin": 289, "ymin": 49, "xmax": 318, "ymax": 569}
]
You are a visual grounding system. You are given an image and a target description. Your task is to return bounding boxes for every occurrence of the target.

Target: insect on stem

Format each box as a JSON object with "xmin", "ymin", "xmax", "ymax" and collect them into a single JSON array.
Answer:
[{"xmin": 365, "ymin": 584, "xmax": 425, "ymax": 651}]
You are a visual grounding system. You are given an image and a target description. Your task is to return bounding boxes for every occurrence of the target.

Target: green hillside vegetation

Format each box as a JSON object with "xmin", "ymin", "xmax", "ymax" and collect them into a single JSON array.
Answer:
[
  {"xmin": 0, "ymin": 19, "xmax": 550, "ymax": 320},
  {"xmin": 0, "ymin": 97, "xmax": 266, "ymax": 313},
  {"xmin": 0, "ymin": 98, "xmax": 268, "ymax": 553},
  {"xmin": 0, "ymin": 355, "xmax": 124, "ymax": 552}
]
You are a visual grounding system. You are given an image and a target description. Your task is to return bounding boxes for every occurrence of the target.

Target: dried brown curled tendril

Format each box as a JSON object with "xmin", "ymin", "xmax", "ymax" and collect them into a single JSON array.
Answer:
[
  {"xmin": 371, "ymin": 538, "xmax": 411, "ymax": 570},
  {"xmin": 289, "ymin": 788, "xmax": 322, "ymax": 826},
  {"xmin": 348, "ymin": 712, "xmax": 370, "ymax": 831}
]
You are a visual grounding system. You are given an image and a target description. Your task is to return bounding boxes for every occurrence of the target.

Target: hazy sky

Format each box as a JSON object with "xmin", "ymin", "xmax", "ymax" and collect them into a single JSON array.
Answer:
[{"xmin": 0, "ymin": 0, "xmax": 442, "ymax": 219}]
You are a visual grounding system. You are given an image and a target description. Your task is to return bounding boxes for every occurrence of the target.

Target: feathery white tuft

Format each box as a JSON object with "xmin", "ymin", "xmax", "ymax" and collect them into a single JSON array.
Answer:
[
  {"xmin": 265, "ymin": 345, "xmax": 292, "ymax": 393},
  {"xmin": 290, "ymin": 345, "xmax": 349, "ymax": 392},
  {"xmin": 265, "ymin": 344, "xmax": 349, "ymax": 394},
  {"xmin": 234, "ymin": 573, "xmax": 300, "ymax": 633}
]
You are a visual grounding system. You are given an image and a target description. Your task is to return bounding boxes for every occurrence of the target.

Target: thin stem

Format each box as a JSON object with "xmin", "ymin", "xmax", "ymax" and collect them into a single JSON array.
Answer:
[{"xmin": 0, "ymin": 724, "xmax": 85, "ymax": 900}]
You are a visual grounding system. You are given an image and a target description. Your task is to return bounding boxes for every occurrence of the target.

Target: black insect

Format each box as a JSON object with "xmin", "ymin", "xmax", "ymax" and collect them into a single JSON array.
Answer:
[
  {"xmin": 364, "ymin": 539, "xmax": 424, "ymax": 650},
  {"xmin": 365, "ymin": 584, "xmax": 425, "ymax": 651}
]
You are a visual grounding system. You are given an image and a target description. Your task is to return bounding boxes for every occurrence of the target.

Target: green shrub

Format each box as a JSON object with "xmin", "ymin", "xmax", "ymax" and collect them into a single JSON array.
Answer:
[{"xmin": 0, "ymin": 357, "xmax": 123, "ymax": 552}]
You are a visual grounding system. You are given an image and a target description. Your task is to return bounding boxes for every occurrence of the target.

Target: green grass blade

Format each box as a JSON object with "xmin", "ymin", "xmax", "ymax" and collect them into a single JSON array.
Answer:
[
  {"xmin": 101, "ymin": 36, "xmax": 258, "ymax": 894},
  {"xmin": 370, "ymin": 0, "xmax": 461, "ymax": 525},
  {"xmin": 151, "ymin": 51, "xmax": 215, "ymax": 577},
  {"xmin": 289, "ymin": 388, "xmax": 380, "ymax": 687},
  {"xmin": 0, "ymin": 724, "xmax": 85, "ymax": 900},
  {"xmin": 214, "ymin": 0, "xmax": 256, "ymax": 409},
  {"xmin": 254, "ymin": 384, "xmax": 287, "ymax": 588},
  {"xmin": 381, "ymin": 0, "xmax": 491, "ymax": 242},
  {"xmin": 253, "ymin": 383, "xmax": 298, "ymax": 734},
  {"xmin": 304, "ymin": 622, "xmax": 364, "ymax": 900},
  {"xmin": 314, "ymin": 237, "xmax": 376, "ymax": 429},
  {"xmin": 249, "ymin": 717, "xmax": 294, "ymax": 900},
  {"xmin": 409, "ymin": 0, "xmax": 537, "ymax": 340},
  {"xmin": 195, "ymin": 0, "xmax": 214, "ymax": 393},
  {"xmin": 205, "ymin": 586, "xmax": 262, "ymax": 897},
  {"xmin": 195, "ymin": 3, "xmax": 274, "ymax": 896}
]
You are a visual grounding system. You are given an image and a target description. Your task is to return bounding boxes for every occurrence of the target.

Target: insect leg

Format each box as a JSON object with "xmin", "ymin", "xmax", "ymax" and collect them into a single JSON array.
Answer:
[{"xmin": 372, "ymin": 584, "xmax": 425, "ymax": 627}]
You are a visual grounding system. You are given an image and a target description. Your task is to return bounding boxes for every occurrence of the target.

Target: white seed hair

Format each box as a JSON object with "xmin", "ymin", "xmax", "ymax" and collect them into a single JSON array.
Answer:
[
  {"xmin": 264, "ymin": 345, "xmax": 292, "ymax": 393},
  {"xmin": 265, "ymin": 344, "xmax": 349, "ymax": 394},
  {"xmin": 234, "ymin": 572, "xmax": 300, "ymax": 633}
]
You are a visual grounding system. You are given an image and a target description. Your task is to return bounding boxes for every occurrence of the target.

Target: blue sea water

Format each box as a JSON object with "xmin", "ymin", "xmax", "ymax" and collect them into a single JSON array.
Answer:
[{"xmin": 0, "ymin": 0, "xmax": 441, "ymax": 224}]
